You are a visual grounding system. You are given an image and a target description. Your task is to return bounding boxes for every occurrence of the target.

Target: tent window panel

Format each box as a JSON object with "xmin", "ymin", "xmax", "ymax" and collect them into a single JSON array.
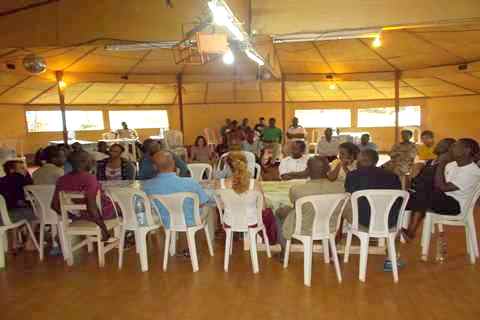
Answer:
[
  {"xmin": 357, "ymin": 106, "xmax": 421, "ymax": 127},
  {"xmin": 108, "ymin": 110, "xmax": 169, "ymax": 130},
  {"xmin": 294, "ymin": 109, "xmax": 352, "ymax": 128},
  {"xmin": 26, "ymin": 110, "xmax": 104, "ymax": 132}
]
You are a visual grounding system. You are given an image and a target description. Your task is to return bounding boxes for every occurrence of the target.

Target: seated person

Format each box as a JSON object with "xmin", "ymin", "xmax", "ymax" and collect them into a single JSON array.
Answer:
[
  {"xmin": 279, "ymin": 141, "xmax": 308, "ymax": 180},
  {"xmin": 405, "ymin": 138, "xmax": 480, "ymax": 240},
  {"xmin": 32, "ymin": 145, "xmax": 65, "ymax": 185},
  {"xmin": 138, "ymin": 139, "xmax": 189, "ymax": 179},
  {"xmin": 259, "ymin": 146, "xmax": 280, "ymax": 181},
  {"xmin": 71, "ymin": 142, "xmax": 83, "ymax": 152},
  {"xmin": 417, "ymin": 130, "xmax": 436, "ymax": 162},
  {"xmin": 143, "ymin": 150, "xmax": 209, "ymax": 228},
  {"xmin": 275, "ymin": 156, "xmax": 345, "ymax": 255},
  {"xmin": 214, "ymin": 150, "xmax": 256, "ymax": 179},
  {"xmin": 96, "ymin": 143, "xmax": 136, "ymax": 181},
  {"xmin": 327, "ymin": 142, "xmax": 359, "ymax": 182},
  {"xmin": 358, "ymin": 133, "xmax": 378, "ymax": 152},
  {"xmin": 51, "ymin": 151, "xmax": 115, "ymax": 242},
  {"xmin": 345, "ymin": 149, "xmax": 402, "ymax": 229},
  {"xmin": 316, "ymin": 128, "xmax": 339, "ymax": 162},
  {"xmin": 0, "ymin": 160, "xmax": 36, "ymax": 224},
  {"xmin": 383, "ymin": 129, "xmax": 417, "ymax": 177},
  {"xmin": 90, "ymin": 141, "xmax": 110, "ymax": 162},
  {"xmin": 189, "ymin": 135, "xmax": 213, "ymax": 163}
]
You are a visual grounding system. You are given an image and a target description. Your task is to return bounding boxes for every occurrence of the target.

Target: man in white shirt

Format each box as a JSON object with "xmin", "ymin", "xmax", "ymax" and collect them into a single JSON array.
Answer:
[
  {"xmin": 316, "ymin": 128, "xmax": 340, "ymax": 162},
  {"xmin": 32, "ymin": 146, "xmax": 66, "ymax": 185},
  {"xmin": 405, "ymin": 138, "xmax": 480, "ymax": 239},
  {"xmin": 116, "ymin": 121, "xmax": 138, "ymax": 139},
  {"xmin": 279, "ymin": 141, "xmax": 308, "ymax": 180},
  {"xmin": 286, "ymin": 117, "xmax": 307, "ymax": 142}
]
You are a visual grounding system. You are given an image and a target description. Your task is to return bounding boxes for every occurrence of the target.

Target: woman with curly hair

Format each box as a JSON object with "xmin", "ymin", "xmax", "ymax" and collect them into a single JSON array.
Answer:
[{"xmin": 327, "ymin": 142, "xmax": 360, "ymax": 182}]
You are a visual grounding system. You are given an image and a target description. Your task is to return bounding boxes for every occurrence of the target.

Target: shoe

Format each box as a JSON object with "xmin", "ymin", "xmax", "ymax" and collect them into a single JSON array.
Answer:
[
  {"xmin": 49, "ymin": 246, "xmax": 63, "ymax": 256},
  {"xmin": 383, "ymin": 259, "xmax": 406, "ymax": 272}
]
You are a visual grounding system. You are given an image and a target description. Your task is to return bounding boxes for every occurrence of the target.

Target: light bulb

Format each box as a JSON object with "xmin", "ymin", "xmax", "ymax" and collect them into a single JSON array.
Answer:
[
  {"xmin": 58, "ymin": 80, "xmax": 67, "ymax": 90},
  {"xmin": 372, "ymin": 35, "xmax": 382, "ymax": 48},
  {"xmin": 222, "ymin": 49, "xmax": 234, "ymax": 65},
  {"xmin": 329, "ymin": 83, "xmax": 337, "ymax": 90}
]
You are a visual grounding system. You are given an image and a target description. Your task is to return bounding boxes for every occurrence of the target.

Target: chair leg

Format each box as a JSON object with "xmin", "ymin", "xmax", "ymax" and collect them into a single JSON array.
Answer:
[
  {"xmin": 97, "ymin": 236, "xmax": 105, "ymax": 268},
  {"xmin": 283, "ymin": 240, "xmax": 291, "ymax": 269},
  {"xmin": 344, "ymin": 231, "xmax": 352, "ymax": 263},
  {"xmin": 358, "ymin": 235, "xmax": 369, "ymax": 282},
  {"xmin": 387, "ymin": 235, "xmax": 399, "ymax": 283},
  {"xmin": 204, "ymin": 225, "xmax": 214, "ymax": 257},
  {"xmin": 329, "ymin": 235, "xmax": 342, "ymax": 283},
  {"xmin": 467, "ymin": 216, "xmax": 479, "ymax": 258},
  {"xmin": 118, "ymin": 227, "xmax": 126, "ymax": 269},
  {"xmin": 303, "ymin": 237, "xmax": 313, "ymax": 287},
  {"xmin": 138, "ymin": 230, "xmax": 149, "ymax": 272},
  {"xmin": 421, "ymin": 216, "xmax": 433, "ymax": 261},
  {"xmin": 169, "ymin": 231, "xmax": 177, "ymax": 256},
  {"xmin": 322, "ymin": 238, "xmax": 330, "ymax": 263},
  {"xmin": 87, "ymin": 236, "xmax": 94, "ymax": 253},
  {"xmin": 249, "ymin": 230, "xmax": 259, "ymax": 274},
  {"xmin": 25, "ymin": 222, "xmax": 40, "ymax": 252},
  {"xmin": 186, "ymin": 230, "xmax": 199, "ymax": 272},
  {"xmin": 39, "ymin": 223, "xmax": 45, "ymax": 261},
  {"xmin": 163, "ymin": 230, "xmax": 171, "ymax": 271},
  {"xmin": 224, "ymin": 229, "xmax": 232, "ymax": 272},
  {"xmin": 262, "ymin": 227, "xmax": 271, "ymax": 258},
  {"xmin": 0, "ymin": 231, "xmax": 5, "ymax": 269}
]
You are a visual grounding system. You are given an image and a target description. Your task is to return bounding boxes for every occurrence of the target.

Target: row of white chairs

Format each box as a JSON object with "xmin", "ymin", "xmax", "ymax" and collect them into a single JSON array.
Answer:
[{"xmin": 2, "ymin": 185, "xmax": 479, "ymax": 289}]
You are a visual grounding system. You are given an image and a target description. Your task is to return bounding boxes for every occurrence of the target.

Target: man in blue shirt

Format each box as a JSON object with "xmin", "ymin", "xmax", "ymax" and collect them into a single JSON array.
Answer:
[
  {"xmin": 143, "ymin": 150, "xmax": 210, "ymax": 228},
  {"xmin": 138, "ymin": 139, "xmax": 189, "ymax": 180}
]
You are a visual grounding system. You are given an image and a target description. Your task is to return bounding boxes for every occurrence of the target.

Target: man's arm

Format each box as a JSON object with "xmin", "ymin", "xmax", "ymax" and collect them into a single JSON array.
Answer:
[
  {"xmin": 281, "ymin": 170, "xmax": 308, "ymax": 180},
  {"xmin": 434, "ymin": 161, "xmax": 459, "ymax": 192}
]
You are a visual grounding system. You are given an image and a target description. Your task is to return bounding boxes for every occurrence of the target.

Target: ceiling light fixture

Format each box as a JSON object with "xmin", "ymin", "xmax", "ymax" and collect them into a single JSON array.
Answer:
[
  {"xmin": 328, "ymin": 83, "xmax": 337, "ymax": 90},
  {"xmin": 58, "ymin": 80, "xmax": 67, "ymax": 90},
  {"xmin": 104, "ymin": 41, "xmax": 179, "ymax": 51},
  {"xmin": 372, "ymin": 34, "xmax": 382, "ymax": 48},
  {"xmin": 222, "ymin": 48, "xmax": 235, "ymax": 65},
  {"xmin": 273, "ymin": 27, "xmax": 382, "ymax": 44},
  {"xmin": 208, "ymin": 0, "xmax": 247, "ymax": 41},
  {"xmin": 244, "ymin": 47, "xmax": 265, "ymax": 66}
]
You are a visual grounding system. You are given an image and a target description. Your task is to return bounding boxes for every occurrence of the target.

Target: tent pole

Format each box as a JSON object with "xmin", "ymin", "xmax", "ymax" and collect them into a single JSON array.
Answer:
[
  {"xmin": 177, "ymin": 73, "xmax": 184, "ymax": 133},
  {"xmin": 394, "ymin": 70, "xmax": 401, "ymax": 144},
  {"xmin": 55, "ymin": 71, "xmax": 68, "ymax": 145},
  {"xmin": 281, "ymin": 75, "xmax": 286, "ymax": 134}
]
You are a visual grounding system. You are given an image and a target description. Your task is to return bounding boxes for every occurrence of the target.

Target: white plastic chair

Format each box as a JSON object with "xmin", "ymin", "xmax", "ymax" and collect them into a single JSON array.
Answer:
[
  {"xmin": 149, "ymin": 192, "xmax": 213, "ymax": 272},
  {"xmin": 58, "ymin": 191, "xmax": 120, "ymax": 267},
  {"xmin": 105, "ymin": 187, "xmax": 162, "ymax": 272},
  {"xmin": 420, "ymin": 185, "xmax": 480, "ymax": 264},
  {"xmin": 215, "ymin": 189, "xmax": 271, "ymax": 273},
  {"xmin": 344, "ymin": 190, "xmax": 409, "ymax": 283},
  {"xmin": 283, "ymin": 193, "xmax": 349, "ymax": 287},
  {"xmin": 24, "ymin": 185, "xmax": 65, "ymax": 261},
  {"xmin": 216, "ymin": 151, "xmax": 256, "ymax": 177},
  {"xmin": 0, "ymin": 195, "xmax": 39, "ymax": 269},
  {"xmin": 187, "ymin": 163, "xmax": 213, "ymax": 182}
]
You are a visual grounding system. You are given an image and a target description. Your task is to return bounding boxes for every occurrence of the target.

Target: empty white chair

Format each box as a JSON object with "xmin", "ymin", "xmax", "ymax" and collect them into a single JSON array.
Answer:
[
  {"xmin": 24, "ymin": 185, "xmax": 64, "ymax": 261},
  {"xmin": 420, "ymin": 185, "xmax": 480, "ymax": 264},
  {"xmin": 215, "ymin": 188, "xmax": 271, "ymax": 273},
  {"xmin": 149, "ymin": 192, "xmax": 213, "ymax": 272},
  {"xmin": 344, "ymin": 190, "xmax": 409, "ymax": 283},
  {"xmin": 0, "ymin": 195, "xmax": 39, "ymax": 269},
  {"xmin": 283, "ymin": 193, "xmax": 349, "ymax": 287},
  {"xmin": 105, "ymin": 187, "xmax": 162, "ymax": 272},
  {"xmin": 187, "ymin": 163, "xmax": 213, "ymax": 182},
  {"xmin": 59, "ymin": 191, "xmax": 120, "ymax": 267}
]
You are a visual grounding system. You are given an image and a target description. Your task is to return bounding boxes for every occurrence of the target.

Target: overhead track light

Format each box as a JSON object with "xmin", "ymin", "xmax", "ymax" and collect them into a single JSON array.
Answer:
[
  {"xmin": 372, "ymin": 34, "xmax": 382, "ymax": 48},
  {"xmin": 208, "ymin": 0, "xmax": 247, "ymax": 41},
  {"xmin": 244, "ymin": 47, "xmax": 265, "ymax": 66},
  {"xmin": 273, "ymin": 27, "xmax": 382, "ymax": 44}
]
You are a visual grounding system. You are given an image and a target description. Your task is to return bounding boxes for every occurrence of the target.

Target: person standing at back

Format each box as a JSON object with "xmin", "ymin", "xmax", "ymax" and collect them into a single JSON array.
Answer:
[
  {"xmin": 254, "ymin": 117, "xmax": 266, "ymax": 135},
  {"xmin": 33, "ymin": 145, "xmax": 65, "ymax": 185},
  {"xmin": 358, "ymin": 133, "xmax": 378, "ymax": 152},
  {"xmin": 316, "ymin": 128, "xmax": 339, "ymax": 162},
  {"xmin": 417, "ymin": 130, "xmax": 436, "ymax": 161},
  {"xmin": 261, "ymin": 118, "xmax": 283, "ymax": 160},
  {"xmin": 384, "ymin": 129, "xmax": 417, "ymax": 177},
  {"xmin": 116, "ymin": 121, "xmax": 138, "ymax": 139}
]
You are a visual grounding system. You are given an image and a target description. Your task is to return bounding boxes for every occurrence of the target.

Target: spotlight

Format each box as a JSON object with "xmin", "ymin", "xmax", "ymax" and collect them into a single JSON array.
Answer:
[
  {"xmin": 58, "ymin": 80, "xmax": 67, "ymax": 90},
  {"xmin": 329, "ymin": 83, "xmax": 337, "ymax": 90},
  {"xmin": 222, "ymin": 49, "xmax": 234, "ymax": 65},
  {"xmin": 372, "ymin": 35, "xmax": 382, "ymax": 48}
]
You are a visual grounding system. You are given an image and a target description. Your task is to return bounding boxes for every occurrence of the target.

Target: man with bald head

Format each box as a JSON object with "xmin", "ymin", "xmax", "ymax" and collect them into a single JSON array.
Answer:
[
  {"xmin": 143, "ymin": 150, "xmax": 210, "ymax": 229},
  {"xmin": 51, "ymin": 150, "xmax": 114, "ymax": 242},
  {"xmin": 275, "ymin": 155, "xmax": 346, "ymax": 255},
  {"xmin": 138, "ymin": 139, "xmax": 189, "ymax": 180}
]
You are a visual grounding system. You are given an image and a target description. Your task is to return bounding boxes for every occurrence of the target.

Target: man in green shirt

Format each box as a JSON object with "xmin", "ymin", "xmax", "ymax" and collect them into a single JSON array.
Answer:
[{"xmin": 261, "ymin": 118, "xmax": 283, "ymax": 159}]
